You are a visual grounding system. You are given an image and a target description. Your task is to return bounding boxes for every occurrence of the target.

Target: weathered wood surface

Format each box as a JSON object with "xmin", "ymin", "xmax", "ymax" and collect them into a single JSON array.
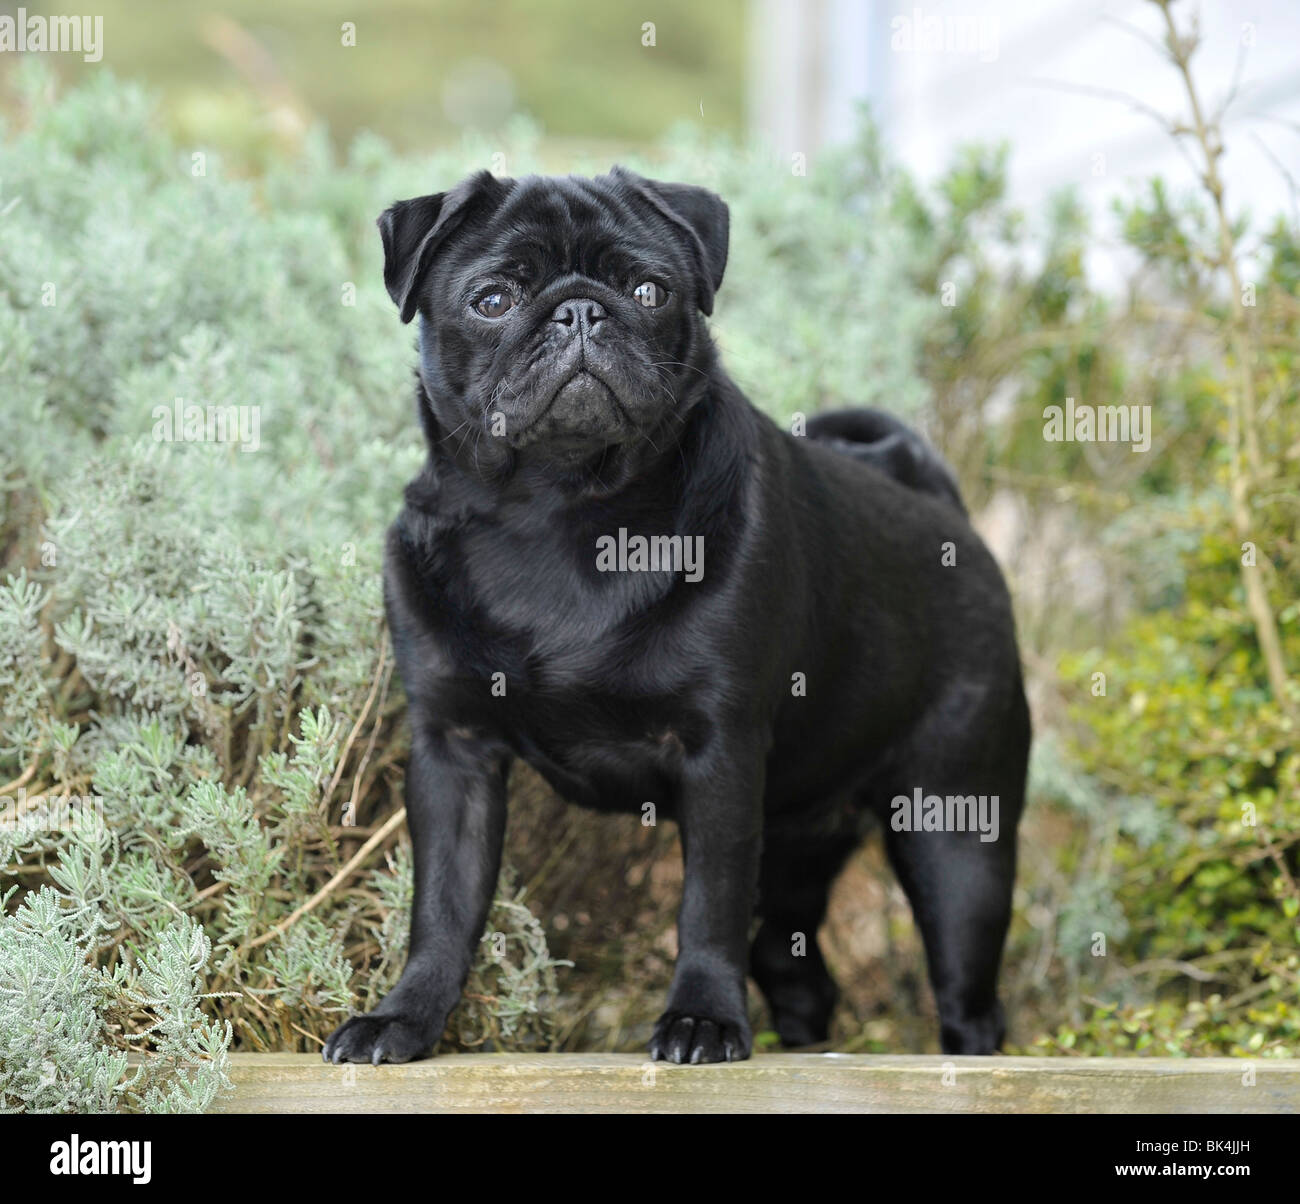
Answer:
[{"xmin": 215, "ymin": 1053, "xmax": 1300, "ymax": 1114}]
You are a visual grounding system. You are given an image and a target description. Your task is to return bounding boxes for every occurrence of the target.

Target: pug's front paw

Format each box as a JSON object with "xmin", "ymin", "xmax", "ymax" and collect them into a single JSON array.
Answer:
[
  {"xmin": 648, "ymin": 1011, "xmax": 752, "ymax": 1063},
  {"xmin": 322, "ymin": 1011, "xmax": 438, "ymax": 1066}
]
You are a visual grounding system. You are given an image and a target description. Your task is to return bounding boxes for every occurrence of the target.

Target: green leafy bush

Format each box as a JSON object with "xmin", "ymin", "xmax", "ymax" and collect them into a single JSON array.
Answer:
[{"xmin": 1044, "ymin": 224, "xmax": 1300, "ymax": 1056}]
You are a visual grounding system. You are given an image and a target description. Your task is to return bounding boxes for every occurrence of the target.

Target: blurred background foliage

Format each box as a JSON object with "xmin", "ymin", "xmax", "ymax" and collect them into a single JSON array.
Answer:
[
  {"xmin": 0, "ymin": 0, "xmax": 747, "ymax": 163},
  {"xmin": 0, "ymin": 0, "xmax": 1297, "ymax": 1112}
]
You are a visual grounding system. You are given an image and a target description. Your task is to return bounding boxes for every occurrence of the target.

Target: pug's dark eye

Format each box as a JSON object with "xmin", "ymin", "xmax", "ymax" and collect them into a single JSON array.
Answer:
[
  {"xmin": 474, "ymin": 292, "xmax": 514, "ymax": 318},
  {"xmin": 633, "ymin": 281, "xmax": 667, "ymax": 309}
]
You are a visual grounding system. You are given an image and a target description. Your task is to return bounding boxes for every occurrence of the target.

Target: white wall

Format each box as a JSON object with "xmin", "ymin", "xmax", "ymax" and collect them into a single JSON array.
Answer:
[{"xmin": 749, "ymin": 0, "xmax": 1300, "ymax": 267}]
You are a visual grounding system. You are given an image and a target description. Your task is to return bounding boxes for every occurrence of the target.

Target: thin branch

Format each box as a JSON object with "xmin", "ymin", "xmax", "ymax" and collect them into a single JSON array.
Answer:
[
  {"xmin": 1020, "ymin": 75, "xmax": 1203, "ymax": 180},
  {"xmin": 246, "ymin": 806, "xmax": 407, "ymax": 951},
  {"xmin": 322, "ymin": 635, "xmax": 388, "ymax": 817},
  {"xmin": 1153, "ymin": 0, "xmax": 1292, "ymax": 715},
  {"xmin": 1249, "ymin": 131, "xmax": 1300, "ymax": 230}
]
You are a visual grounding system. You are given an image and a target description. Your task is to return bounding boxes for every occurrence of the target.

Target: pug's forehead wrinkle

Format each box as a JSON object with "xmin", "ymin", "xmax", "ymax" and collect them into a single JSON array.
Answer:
[
  {"xmin": 492, "ymin": 179, "xmax": 589, "ymax": 241},
  {"xmin": 468, "ymin": 174, "xmax": 673, "ymax": 280},
  {"xmin": 508, "ymin": 171, "xmax": 625, "ymax": 227}
]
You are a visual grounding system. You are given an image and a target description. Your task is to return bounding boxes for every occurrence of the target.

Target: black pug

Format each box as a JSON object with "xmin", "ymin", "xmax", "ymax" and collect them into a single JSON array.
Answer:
[{"xmin": 323, "ymin": 168, "xmax": 1031, "ymax": 1066}]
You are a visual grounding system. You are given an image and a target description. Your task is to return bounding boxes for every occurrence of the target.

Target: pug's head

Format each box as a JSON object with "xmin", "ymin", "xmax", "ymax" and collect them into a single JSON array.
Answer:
[{"xmin": 378, "ymin": 168, "xmax": 728, "ymax": 472}]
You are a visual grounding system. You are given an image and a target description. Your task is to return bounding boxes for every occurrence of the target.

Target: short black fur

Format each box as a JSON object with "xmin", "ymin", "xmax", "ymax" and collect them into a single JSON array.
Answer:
[{"xmin": 323, "ymin": 169, "xmax": 1031, "ymax": 1065}]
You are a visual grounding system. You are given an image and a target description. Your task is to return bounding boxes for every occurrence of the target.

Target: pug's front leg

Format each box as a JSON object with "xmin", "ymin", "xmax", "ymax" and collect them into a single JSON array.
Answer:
[
  {"xmin": 323, "ymin": 723, "xmax": 508, "ymax": 1065},
  {"xmin": 650, "ymin": 737, "xmax": 764, "ymax": 1063}
]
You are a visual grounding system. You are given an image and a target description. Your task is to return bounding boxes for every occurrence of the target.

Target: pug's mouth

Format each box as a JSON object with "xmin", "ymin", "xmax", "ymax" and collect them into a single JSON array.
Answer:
[{"xmin": 507, "ymin": 368, "xmax": 636, "ymax": 452}]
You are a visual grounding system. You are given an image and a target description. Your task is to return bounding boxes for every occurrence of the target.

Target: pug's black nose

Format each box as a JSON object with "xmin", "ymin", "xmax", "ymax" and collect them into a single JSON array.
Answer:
[{"xmin": 551, "ymin": 298, "xmax": 608, "ymax": 333}]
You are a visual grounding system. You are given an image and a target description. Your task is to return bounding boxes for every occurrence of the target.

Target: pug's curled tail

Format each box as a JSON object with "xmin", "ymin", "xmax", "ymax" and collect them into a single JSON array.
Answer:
[{"xmin": 806, "ymin": 407, "xmax": 966, "ymax": 515}]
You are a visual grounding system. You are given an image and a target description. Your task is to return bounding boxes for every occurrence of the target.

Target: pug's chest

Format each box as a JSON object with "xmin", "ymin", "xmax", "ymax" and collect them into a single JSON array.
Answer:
[
  {"xmin": 516, "ymin": 716, "xmax": 692, "ymax": 817},
  {"xmin": 447, "ymin": 660, "xmax": 699, "ymax": 814},
  {"xmin": 433, "ymin": 622, "xmax": 704, "ymax": 813},
  {"xmin": 392, "ymin": 522, "xmax": 706, "ymax": 810}
]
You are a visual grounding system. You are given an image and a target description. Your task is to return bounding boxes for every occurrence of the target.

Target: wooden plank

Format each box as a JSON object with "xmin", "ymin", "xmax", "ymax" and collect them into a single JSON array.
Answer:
[{"xmin": 214, "ymin": 1053, "xmax": 1300, "ymax": 1114}]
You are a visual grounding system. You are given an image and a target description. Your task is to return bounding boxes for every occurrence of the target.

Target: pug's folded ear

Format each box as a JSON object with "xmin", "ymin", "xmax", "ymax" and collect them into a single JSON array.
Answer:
[
  {"xmin": 610, "ymin": 167, "xmax": 730, "ymax": 314},
  {"xmin": 378, "ymin": 170, "xmax": 508, "ymax": 323}
]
